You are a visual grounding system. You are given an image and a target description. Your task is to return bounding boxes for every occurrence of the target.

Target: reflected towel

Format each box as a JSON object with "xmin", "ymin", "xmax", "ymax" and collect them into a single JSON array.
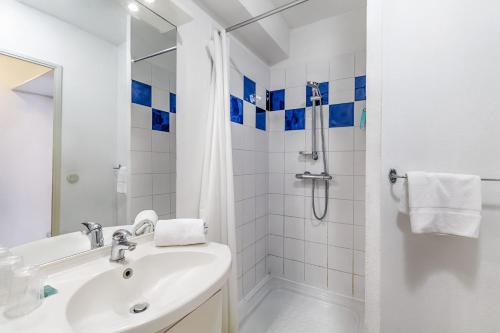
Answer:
[{"xmin": 154, "ymin": 219, "xmax": 206, "ymax": 246}]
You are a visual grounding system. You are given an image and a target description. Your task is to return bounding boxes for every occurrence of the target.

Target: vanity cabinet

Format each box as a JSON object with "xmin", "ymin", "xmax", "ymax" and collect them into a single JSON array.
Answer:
[{"xmin": 161, "ymin": 291, "xmax": 222, "ymax": 333}]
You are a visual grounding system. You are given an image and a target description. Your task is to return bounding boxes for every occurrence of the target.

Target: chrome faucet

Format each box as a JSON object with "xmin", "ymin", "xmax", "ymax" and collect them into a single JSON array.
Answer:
[
  {"xmin": 110, "ymin": 229, "xmax": 137, "ymax": 263},
  {"xmin": 132, "ymin": 220, "xmax": 155, "ymax": 236},
  {"xmin": 80, "ymin": 222, "xmax": 104, "ymax": 249}
]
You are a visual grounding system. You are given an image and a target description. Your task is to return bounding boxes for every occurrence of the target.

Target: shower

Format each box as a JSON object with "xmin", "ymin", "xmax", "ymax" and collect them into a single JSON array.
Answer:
[{"xmin": 295, "ymin": 81, "xmax": 332, "ymax": 220}]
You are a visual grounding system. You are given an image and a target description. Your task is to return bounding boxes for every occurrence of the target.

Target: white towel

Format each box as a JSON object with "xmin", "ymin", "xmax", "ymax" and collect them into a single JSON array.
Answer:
[
  {"xmin": 154, "ymin": 219, "xmax": 207, "ymax": 246},
  {"xmin": 403, "ymin": 171, "xmax": 482, "ymax": 238},
  {"xmin": 133, "ymin": 210, "xmax": 158, "ymax": 227}
]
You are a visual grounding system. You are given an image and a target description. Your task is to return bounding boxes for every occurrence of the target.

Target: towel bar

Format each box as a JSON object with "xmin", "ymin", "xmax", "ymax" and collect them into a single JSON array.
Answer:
[{"xmin": 388, "ymin": 168, "xmax": 500, "ymax": 184}]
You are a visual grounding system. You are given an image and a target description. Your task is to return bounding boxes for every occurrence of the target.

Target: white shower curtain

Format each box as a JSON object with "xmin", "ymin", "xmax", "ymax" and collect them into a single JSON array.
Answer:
[{"xmin": 199, "ymin": 30, "xmax": 239, "ymax": 333}]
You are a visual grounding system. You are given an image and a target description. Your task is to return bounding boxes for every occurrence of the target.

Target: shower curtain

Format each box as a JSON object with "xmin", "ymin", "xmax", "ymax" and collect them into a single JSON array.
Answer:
[{"xmin": 199, "ymin": 30, "xmax": 239, "ymax": 333}]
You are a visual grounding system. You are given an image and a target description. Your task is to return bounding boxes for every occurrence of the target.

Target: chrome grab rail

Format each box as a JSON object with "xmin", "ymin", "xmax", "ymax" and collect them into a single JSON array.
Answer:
[{"xmin": 295, "ymin": 172, "xmax": 333, "ymax": 181}]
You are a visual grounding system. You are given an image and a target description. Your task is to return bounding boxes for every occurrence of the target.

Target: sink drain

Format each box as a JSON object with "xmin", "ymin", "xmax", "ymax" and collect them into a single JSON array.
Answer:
[
  {"xmin": 123, "ymin": 268, "xmax": 133, "ymax": 279},
  {"xmin": 130, "ymin": 302, "xmax": 149, "ymax": 314}
]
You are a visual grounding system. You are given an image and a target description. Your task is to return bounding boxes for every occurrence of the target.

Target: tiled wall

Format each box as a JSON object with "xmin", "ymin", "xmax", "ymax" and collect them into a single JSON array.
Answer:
[
  {"xmin": 266, "ymin": 52, "xmax": 366, "ymax": 299},
  {"xmin": 130, "ymin": 61, "xmax": 176, "ymax": 222}
]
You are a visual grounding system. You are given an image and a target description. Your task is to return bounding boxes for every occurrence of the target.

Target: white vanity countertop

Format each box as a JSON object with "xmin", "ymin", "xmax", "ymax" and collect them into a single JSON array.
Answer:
[{"xmin": 0, "ymin": 237, "xmax": 231, "ymax": 333}]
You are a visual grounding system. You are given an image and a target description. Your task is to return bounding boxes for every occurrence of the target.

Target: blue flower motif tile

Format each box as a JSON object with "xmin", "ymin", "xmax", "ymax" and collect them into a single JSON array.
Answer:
[
  {"xmin": 329, "ymin": 103, "xmax": 354, "ymax": 127},
  {"xmin": 270, "ymin": 89, "xmax": 285, "ymax": 111},
  {"xmin": 256, "ymin": 107, "xmax": 266, "ymax": 131},
  {"xmin": 244, "ymin": 76, "xmax": 256, "ymax": 104},
  {"xmin": 152, "ymin": 109, "xmax": 169, "ymax": 132},
  {"xmin": 285, "ymin": 108, "xmax": 305, "ymax": 131},
  {"xmin": 355, "ymin": 76, "xmax": 366, "ymax": 101},
  {"xmin": 355, "ymin": 76, "xmax": 366, "ymax": 88},
  {"xmin": 132, "ymin": 80, "xmax": 151, "ymax": 107},
  {"xmin": 169, "ymin": 93, "xmax": 176, "ymax": 113},
  {"xmin": 230, "ymin": 95, "xmax": 243, "ymax": 124},
  {"xmin": 306, "ymin": 82, "xmax": 329, "ymax": 107}
]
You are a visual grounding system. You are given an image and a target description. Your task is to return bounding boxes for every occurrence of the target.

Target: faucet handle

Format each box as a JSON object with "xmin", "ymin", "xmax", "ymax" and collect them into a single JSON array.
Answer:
[
  {"xmin": 112, "ymin": 229, "xmax": 132, "ymax": 242},
  {"xmin": 80, "ymin": 222, "xmax": 102, "ymax": 235}
]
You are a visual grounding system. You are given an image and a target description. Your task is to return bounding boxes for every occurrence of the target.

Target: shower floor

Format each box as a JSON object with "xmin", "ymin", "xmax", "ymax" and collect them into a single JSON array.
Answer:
[{"xmin": 240, "ymin": 279, "xmax": 362, "ymax": 333}]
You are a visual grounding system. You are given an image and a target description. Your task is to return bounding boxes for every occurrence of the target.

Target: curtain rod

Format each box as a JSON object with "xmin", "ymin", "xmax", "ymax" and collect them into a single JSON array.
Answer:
[
  {"xmin": 132, "ymin": 46, "xmax": 177, "ymax": 63},
  {"xmin": 225, "ymin": 0, "xmax": 310, "ymax": 33}
]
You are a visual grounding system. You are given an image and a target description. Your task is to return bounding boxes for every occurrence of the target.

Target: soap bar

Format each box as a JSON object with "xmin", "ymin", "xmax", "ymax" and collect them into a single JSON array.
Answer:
[{"xmin": 43, "ymin": 285, "xmax": 58, "ymax": 298}]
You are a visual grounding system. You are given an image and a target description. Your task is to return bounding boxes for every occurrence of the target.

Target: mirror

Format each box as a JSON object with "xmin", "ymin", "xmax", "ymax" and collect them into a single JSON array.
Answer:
[{"xmin": 0, "ymin": 0, "xmax": 176, "ymax": 265}]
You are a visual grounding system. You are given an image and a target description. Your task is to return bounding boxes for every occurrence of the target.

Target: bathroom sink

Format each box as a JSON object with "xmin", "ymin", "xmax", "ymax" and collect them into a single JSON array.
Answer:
[{"xmin": 66, "ymin": 252, "xmax": 217, "ymax": 333}]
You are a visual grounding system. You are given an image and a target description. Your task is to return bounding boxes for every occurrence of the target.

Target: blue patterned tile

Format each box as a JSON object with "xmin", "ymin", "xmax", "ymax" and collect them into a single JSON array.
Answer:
[
  {"xmin": 285, "ymin": 108, "xmax": 305, "ymax": 131},
  {"xmin": 244, "ymin": 76, "xmax": 256, "ymax": 104},
  {"xmin": 355, "ymin": 76, "xmax": 366, "ymax": 88},
  {"xmin": 169, "ymin": 93, "xmax": 176, "ymax": 113},
  {"xmin": 270, "ymin": 89, "xmax": 285, "ymax": 111},
  {"xmin": 306, "ymin": 82, "xmax": 329, "ymax": 107},
  {"xmin": 152, "ymin": 109, "xmax": 169, "ymax": 132},
  {"xmin": 329, "ymin": 103, "xmax": 354, "ymax": 127},
  {"xmin": 132, "ymin": 80, "xmax": 151, "ymax": 107},
  {"xmin": 355, "ymin": 76, "xmax": 366, "ymax": 101},
  {"xmin": 230, "ymin": 95, "xmax": 243, "ymax": 124},
  {"xmin": 256, "ymin": 107, "xmax": 266, "ymax": 131}
]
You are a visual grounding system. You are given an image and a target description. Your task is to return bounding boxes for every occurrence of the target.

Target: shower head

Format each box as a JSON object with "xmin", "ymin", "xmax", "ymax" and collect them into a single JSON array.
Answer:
[{"xmin": 307, "ymin": 81, "xmax": 319, "ymax": 89}]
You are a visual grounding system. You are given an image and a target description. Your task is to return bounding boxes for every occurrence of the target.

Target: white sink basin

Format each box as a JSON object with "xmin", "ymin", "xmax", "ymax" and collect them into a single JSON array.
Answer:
[{"xmin": 0, "ymin": 237, "xmax": 231, "ymax": 333}]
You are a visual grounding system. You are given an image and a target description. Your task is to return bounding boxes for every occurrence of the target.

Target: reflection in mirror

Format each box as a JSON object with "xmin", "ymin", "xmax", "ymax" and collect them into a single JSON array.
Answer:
[{"xmin": 0, "ymin": 0, "xmax": 176, "ymax": 265}]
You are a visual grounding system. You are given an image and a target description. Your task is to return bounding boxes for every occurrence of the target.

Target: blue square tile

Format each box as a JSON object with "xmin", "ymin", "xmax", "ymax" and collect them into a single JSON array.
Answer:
[
  {"xmin": 329, "ymin": 103, "xmax": 354, "ymax": 127},
  {"xmin": 306, "ymin": 82, "xmax": 329, "ymax": 107},
  {"xmin": 355, "ymin": 76, "xmax": 366, "ymax": 88},
  {"xmin": 230, "ymin": 95, "xmax": 243, "ymax": 124},
  {"xmin": 355, "ymin": 87, "xmax": 366, "ymax": 101},
  {"xmin": 270, "ymin": 89, "xmax": 285, "ymax": 111},
  {"xmin": 132, "ymin": 80, "xmax": 151, "ymax": 107},
  {"xmin": 256, "ymin": 107, "xmax": 266, "ymax": 131},
  {"xmin": 152, "ymin": 109, "xmax": 169, "ymax": 132},
  {"xmin": 285, "ymin": 108, "xmax": 305, "ymax": 131},
  {"xmin": 169, "ymin": 93, "xmax": 176, "ymax": 113},
  {"xmin": 244, "ymin": 76, "xmax": 256, "ymax": 104}
]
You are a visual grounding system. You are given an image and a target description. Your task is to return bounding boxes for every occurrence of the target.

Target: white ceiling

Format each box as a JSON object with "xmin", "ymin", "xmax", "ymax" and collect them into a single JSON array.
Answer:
[{"xmin": 270, "ymin": 0, "xmax": 366, "ymax": 28}]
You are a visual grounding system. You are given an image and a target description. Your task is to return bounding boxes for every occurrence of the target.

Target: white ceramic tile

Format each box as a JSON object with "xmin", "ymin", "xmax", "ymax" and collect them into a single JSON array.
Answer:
[
  {"xmin": 284, "ymin": 131, "xmax": 306, "ymax": 152},
  {"xmin": 354, "ymin": 176, "xmax": 365, "ymax": 200},
  {"xmin": 233, "ymin": 150, "xmax": 245, "ymax": 175},
  {"xmin": 170, "ymin": 173, "xmax": 176, "ymax": 193},
  {"xmin": 152, "ymin": 152, "xmax": 170, "ymax": 173},
  {"xmin": 269, "ymin": 153, "xmax": 284, "ymax": 173},
  {"xmin": 305, "ymin": 219, "xmax": 327, "ymax": 244},
  {"xmin": 230, "ymin": 66, "xmax": 243, "ymax": 99},
  {"xmin": 130, "ymin": 196, "xmax": 152, "ymax": 220},
  {"xmin": 286, "ymin": 64, "xmax": 306, "ymax": 88},
  {"xmin": 255, "ymin": 194, "xmax": 267, "ymax": 218},
  {"xmin": 354, "ymin": 151, "xmax": 365, "ymax": 175},
  {"xmin": 244, "ymin": 101, "xmax": 256, "ymax": 127},
  {"xmin": 353, "ymin": 201, "xmax": 365, "ymax": 226},
  {"xmin": 269, "ymin": 235, "xmax": 284, "ymax": 257},
  {"xmin": 330, "ymin": 78, "xmax": 354, "ymax": 104},
  {"xmin": 242, "ymin": 174, "xmax": 256, "ymax": 199},
  {"xmin": 284, "ymin": 195, "xmax": 305, "ymax": 218},
  {"xmin": 329, "ymin": 127, "xmax": 354, "ymax": 151},
  {"xmin": 304, "ymin": 196, "xmax": 328, "ymax": 221},
  {"xmin": 270, "ymin": 67, "xmax": 286, "ymax": 90},
  {"xmin": 231, "ymin": 124, "xmax": 245, "ymax": 150},
  {"xmin": 242, "ymin": 221, "xmax": 256, "ymax": 248},
  {"xmin": 132, "ymin": 61, "xmax": 151, "ymax": 83},
  {"xmin": 256, "ymin": 84, "xmax": 267, "ymax": 109},
  {"xmin": 305, "ymin": 107, "xmax": 329, "ymax": 130},
  {"xmin": 169, "ymin": 75, "xmax": 176, "ymax": 93},
  {"xmin": 151, "ymin": 65, "xmax": 171, "ymax": 91},
  {"xmin": 284, "ymin": 259, "xmax": 305, "ymax": 282},
  {"xmin": 243, "ymin": 267, "xmax": 256, "ymax": 295},
  {"xmin": 268, "ymin": 255, "xmax": 284, "ymax": 276},
  {"xmin": 131, "ymin": 128, "xmax": 151, "ymax": 151},
  {"xmin": 255, "ymin": 259, "xmax": 266, "ymax": 284},
  {"xmin": 268, "ymin": 111, "xmax": 285, "ymax": 131},
  {"xmin": 237, "ymin": 253, "xmax": 243, "ymax": 277},
  {"xmin": 168, "ymin": 153, "xmax": 176, "ymax": 173},
  {"xmin": 284, "ymin": 216, "xmax": 305, "ymax": 239},
  {"xmin": 330, "ymin": 53, "xmax": 355, "ymax": 80},
  {"xmin": 284, "ymin": 238, "xmax": 305, "ymax": 262},
  {"xmin": 255, "ymin": 130, "xmax": 268, "ymax": 152},
  {"xmin": 170, "ymin": 195, "xmax": 176, "ymax": 214},
  {"xmin": 305, "ymin": 264, "xmax": 327, "ymax": 289},
  {"xmin": 328, "ymin": 269, "xmax": 352, "ymax": 296},
  {"xmin": 284, "ymin": 152, "xmax": 305, "ymax": 174},
  {"xmin": 328, "ymin": 222, "xmax": 353, "ymax": 248},
  {"xmin": 354, "ymin": 127, "xmax": 366, "ymax": 151},
  {"xmin": 234, "ymin": 175, "xmax": 244, "ymax": 202},
  {"xmin": 269, "ymin": 173, "xmax": 284, "ymax": 194},
  {"xmin": 304, "ymin": 152, "xmax": 326, "ymax": 175},
  {"xmin": 305, "ymin": 242, "xmax": 327, "ymax": 267},
  {"xmin": 152, "ymin": 86, "xmax": 169, "ymax": 111},
  {"xmin": 307, "ymin": 61, "xmax": 329, "ymax": 83},
  {"xmin": 130, "ymin": 174, "xmax": 152, "ymax": 197},
  {"xmin": 328, "ymin": 199, "xmax": 354, "ymax": 224},
  {"xmin": 284, "ymin": 173, "xmax": 305, "ymax": 196},
  {"xmin": 255, "ymin": 152, "xmax": 268, "ymax": 174},
  {"xmin": 330, "ymin": 152, "xmax": 354, "ymax": 175},
  {"xmin": 242, "ymin": 244, "xmax": 256, "ymax": 272},
  {"xmin": 243, "ymin": 197, "xmax": 256, "ymax": 224},
  {"xmin": 354, "ymin": 250, "xmax": 364, "ymax": 276},
  {"xmin": 255, "ymin": 217, "xmax": 268, "ymax": 240},
  {"xmin": 305, "ymin": 130, "xmax": 329, "ymax": 154},
  {"xmin": 256, "ymin": 236, "xmax": 267, "ymax": 261},
  {"xmin": 331, "ymin": 175, "xmax": 354, "ymax": 200},
  {"xmin": 269, "ymin": 214, "xmax": 284, "ymax": 236},
  {"xmin": 169, "ymin": 132, "xmax": 176, "ymax": 153},
  {"xmin": 269, "ymin": 131, "xmax": 284, "ymax": 152},
  {"xmin": 131, "ymin": 151, "xmax": 151, "ymax": 174},
  {"xmin": 355, "ymin": 51, "xmax": 366, "ymax": 76},
  {"xmin": 268, "ymin": 194, "xmax": 284, "ymax": 215},
  {"xmin": 131, "ymin": 104, "xmax": 151, "ymax": 129},
  {"xmin": 237, "ymin": 278, "xmax": 243, "ymax": 300},
  {"xmin": 152, "ymin": 131, "xmax": 170, "ymax": 153},
  {"xmin": 153, "ymin": 193, "xmax": 170, "ymax": 215},
  {"xmin": 152, "ymin": 174, "xmax": 172, "ymax": 194},
  {"xmin": 328, "ymin": 246, "xmax": 353, "ymax": 272},
  {"xmin": 353, "ymin": 275, "xmax": 365, "ymax": 299},
  {"xmin": 236, "ymin": 226, "xmax": 243, "ymax": 250},
  {"xmin": 354, "ymin": 226, "xmax": 365, "ymax": 251},
  {"xmin": 285, "ymin": 86, "xmax": 306, "ymax": 109}
]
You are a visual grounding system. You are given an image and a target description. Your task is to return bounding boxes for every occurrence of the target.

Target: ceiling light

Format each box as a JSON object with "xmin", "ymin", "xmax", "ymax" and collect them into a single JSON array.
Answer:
[
  {"xmin": 127, "ymin": 3, "xmax": 139, "ymax": 12},
  {"xmin": 144, "ymin": 0, "xmax": 156, "ymax": 3}
]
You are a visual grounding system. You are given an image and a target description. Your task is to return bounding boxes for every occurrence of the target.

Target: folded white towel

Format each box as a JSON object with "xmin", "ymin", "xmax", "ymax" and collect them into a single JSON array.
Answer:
[
  {"xmin": 154, "ymin": 219, "xmax": 207, "ymax": 246},
  {"xmin": 403, "ymin": 171, "xmax": 482, "ymax": 238}
]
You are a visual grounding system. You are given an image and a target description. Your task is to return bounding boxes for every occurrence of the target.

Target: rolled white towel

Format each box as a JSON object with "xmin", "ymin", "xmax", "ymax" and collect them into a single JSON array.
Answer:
[{"xmin": 154, "ymin": 219, "xmax": 207, "ymax": 246}]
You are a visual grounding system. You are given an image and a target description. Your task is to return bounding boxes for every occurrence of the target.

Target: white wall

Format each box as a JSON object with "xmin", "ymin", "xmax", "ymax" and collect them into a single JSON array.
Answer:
[
  {"xmin": 0, "ymin": 0, "xmax": 127, "ymax": 234},
  {"xmin": 367, "ymin": 0, "xmax": 500, "ymax": 331},
  {"xmin": 0, "ymin": 85, "xmax": 53, "ymax": 247}
]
